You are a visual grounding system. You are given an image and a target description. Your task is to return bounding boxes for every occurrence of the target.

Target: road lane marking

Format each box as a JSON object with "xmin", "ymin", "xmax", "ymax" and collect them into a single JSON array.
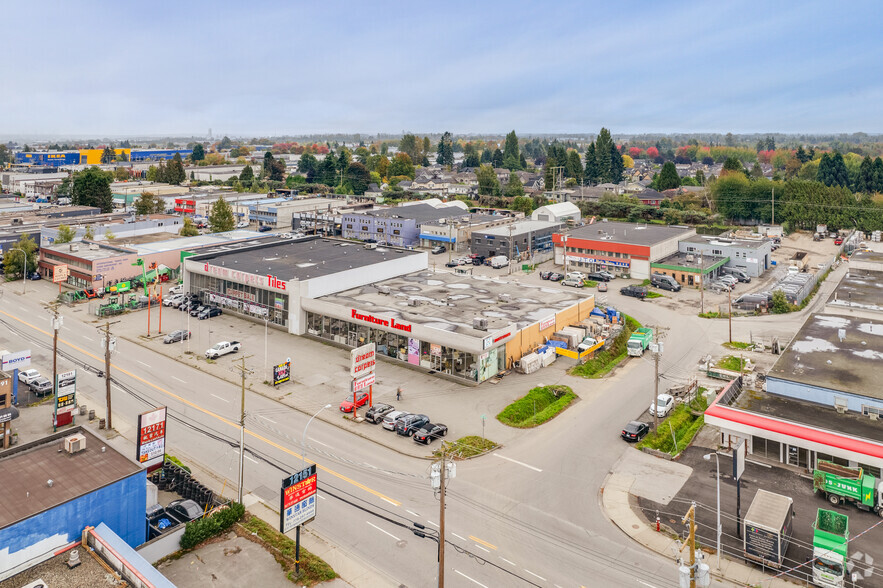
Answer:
[
  {"xmin": 637, "ymin": 582, "xmax": 660, "ymax": 588},
  {"xmin": 0, "ymin": 308, "xmax": 402, "ymax": 507},
  {"xmin": 493, "ymin": 453, "xmax": 543, "ymax": 472},
  {"xmin": 427, "ymin": 520, "xmax": 439, "ymax": 528},
  {"xmin": 452, "ymin": 532, "xmax": 466, "ymax": 541},
  {"xmin": 469, "ymin": 535, "xmax": 497, "ymax": 550},
  {"xmin": 406, "ymin": 510, "xmax": 421, "ymax": 518},
  {"xmin": 317, "ymin": 493, "xmax": 325, "ymax": 500},
  {"xmin": 308, "ymin": 437, "xmax": 329, "ymax": 447},
  {"xmin": 172, "ymin": 376, "xmax": 186, "ymax": 383},
  {"xmin": 366, "ymin": 521, "xmax": 401, "ymax": 542},
  {"xmin": 454, "ymin": 570, "xmax": 489, "ymax": 588},
  {"xmin": 473, "ymin": 544, "xmax": 490, "ymax": 553},
  {"xmin": 244, "ymin": 454, "xmax": 259, "ymax": 464},
  {"xmin": 524, "ymin": 569, "xmax": 547, "ymax": 581},
  {"xmin": 499, "ymin": 557, "xmax": 515, "ymax": 566},
  {"xmin": 211, "ymin": 394, "xmax": 230, "ymax": 403},
  {"xmin": 81, "ymin": 335, "xmax": 92, "ymax": 342},
  {"xmin": 137, "ymin": 360, "xmax": 151, "ymax": 368},
  {"xmin": 256, "ymin": 414, "xmax": 277, "ymax": 424}
]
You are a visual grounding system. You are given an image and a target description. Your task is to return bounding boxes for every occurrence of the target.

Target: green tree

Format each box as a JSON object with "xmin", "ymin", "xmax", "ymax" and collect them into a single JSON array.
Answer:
[
  {"xmin": 113, "ymin": 167, "xmax": 129, "ymax": 181},
  {"xmin": 262, "ymin": 151, "xmax": 275, "ymax": 178},
  {"xmin": 594, "ymin": 128, "xmax": 614, "ymax": 182},
  {"xmin": 399, "ymin": 134, "xmax": 419, "ymax": 162},
  {"xmin": 504, "ymin": 172, "xmax": 525, "ymax": 198},
  {"xmin": 795, "ymin": 145, "xmax": 809, "ymax": 163},
  {"xmin": 134, "ymin": 191, "xmax": 166, "ymax": 215},
  {"xmin": 2, "ymin": 234, "xmax": 38, "ymax": 278},
  {"xmin": 166, "ymin": 153, "xmax": 186, "ymax": 185},
  {"xmin": 55, "ymin": 224, "xmax": 76, "ymax": 244},
  {"xmin": 477, "ymin": 164, "xmax": 500, "ymax": 197},
  {"xmin": 57, "ymin": 176, "xmax": 72, "ymax": 198},
  {"xmin": 83, "ymin": 225, "xmax": 95, "ymax": 240},
  {"xmin": 502, "ymin": 130, "xmax": 521, "ymax": 170},
  {"xmin": 462, "ymin": 143, "xmax": 480, "ymax": 168},
  {"xmin": 584, "ymin": 143, "xmax": 597, "ymax": 184},
  {"xmin": 297, "ymin": 153, "xmax": 317, "ymax": 177},
  {"xmin": 71, "ymin": 167, "xmax": 113, "ymax": 212},
  {"xmin": 722, "ymin": 156, "xmax": 744, "ymax": 175},
  {"xmin": 0, "ymin": 144, "xmax": 10, "ymax": 165},
  {"xmin": 436, "ymin": 131, "xmax": 454, "ymax": 168},
  {"xmin": 104, "ymin": 230, "xmax": 116, "ymax": 240},
  {"xmin": 268, "ymin": 159, "xmax": 286, "ymax": 182},
  {"xmin": 656, "ymin": 162, "xmax": 681, "ymax": 191},
  {"xmin": 191, "ymin": 144, "xmax": 205, "ymax": 161},
  {"xmin": 544, "ymin": 157, "xmax": 558, "ymax": 190},
  {"xmin": 208, "ymin": 196, "xmax": 235, "ymax": 233},
  {"xmin": 346, "ymin": 162, "xmax": 370, "ymax": 194},
  {"xmin": 422, "ymin": 136, "xmax": 431, "ymax": 159},
  {"xmin": 116, "ymin": 151, "xmax": 129, "ymax": 162},
  {"xmin": 480, "ymin": 148, "xmax": 493, "ymax": 164},
  {"xmin": 770, "ymin": 290, "xmax": 791, "ymax": 314},
  {"xmin": 511, "ymin": 195, "xmax": 533, "ymax": 214},
  {"xmin": 565, "ymin": 150, "xmax": 583, "ymax": 182},
  {"xmin": 146, "ymin": 165, "xmax": 158, "ymax": 182},
  {"xmin": 100, "ymin": 146, "xmax": 116, "ymax": 164},
  {"xmin": 609, "ymin": 143, "xmax": 624, "ymax": 184},
  {"xmin": 179, "ymin": 217, "xmax": 200, "ymax": 236},
  {"xmin": 239, "ymin": 164, "xmax": 255, "ymax": 184},
  {"xmin": 492, "ymin": 148, "xmax": 504, "ymax": 168},
  {"xmin": 388, "ymin": 153, "xmax": 415, "ymax": 179}
]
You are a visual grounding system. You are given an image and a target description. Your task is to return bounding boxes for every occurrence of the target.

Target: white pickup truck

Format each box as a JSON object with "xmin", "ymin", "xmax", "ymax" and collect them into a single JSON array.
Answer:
[{"xmin": 205, "ymin": 341, "xmax": 241, "ymax": 359}]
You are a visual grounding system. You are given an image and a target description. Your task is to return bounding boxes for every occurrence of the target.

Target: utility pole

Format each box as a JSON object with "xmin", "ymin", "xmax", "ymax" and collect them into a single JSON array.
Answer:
[
  {"xmin": 438, "ymin": 449, "xmax": 446, "ymax": 588},
  {"xmin": 231, "ymin": 356, "xmax": 253, "ymax": 503},
  {"xmin": 508, "ymin": 223, "xmax": 513, "ymax": 275},
  {"xmin": 728, "ymin": 287, "xmax": 732, "ymax": 343},
  {"xmin": 651, "ymin": 326, "xmax": 668, "ymax": 431},
  {"xmin": 681, "ymin": 502, "xmax": 697, "ymax": 588},
  {"xmin": 699, "ymin": 253, "xmax": 704, "ymax": 315},
  {"xmin": 100, "ymin": 321, "xmax": 120, "ymax": 430},
  {"xmin": 49, "ymin": 302, "xmax": 62, "ymax": 432},
  {"xmin": 771, "ymin": 186, "xmax": 775, "ymax": 226}
]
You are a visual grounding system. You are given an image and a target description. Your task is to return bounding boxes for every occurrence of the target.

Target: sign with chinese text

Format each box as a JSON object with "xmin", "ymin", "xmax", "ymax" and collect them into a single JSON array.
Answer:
[
  {"xmin": 137, "ymin": 407, "xmax": 167, "ymax": 468},
  {"xmin": 280, "ymin": 465, "xmax": 318, "ymax": 533},
  {"xmin": 55, "ymin": 370, "xmax": 77, "ymax": 414}
]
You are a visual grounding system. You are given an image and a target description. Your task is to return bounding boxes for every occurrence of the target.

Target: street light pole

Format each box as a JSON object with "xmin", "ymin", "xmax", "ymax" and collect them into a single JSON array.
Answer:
[
  {"xmin": 302, "ymin": 404, "xmax": 332, "ymax": 468},
  {"xmin": 703, "ymin": 452, "xmax": 722, "ymax": 571},
  {"xmin": 12, "ymin": 248, "xmax": 27, "ymax": 294}
]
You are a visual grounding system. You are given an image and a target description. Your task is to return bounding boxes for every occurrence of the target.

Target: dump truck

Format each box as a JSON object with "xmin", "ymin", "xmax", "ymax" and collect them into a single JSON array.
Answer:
[
  {"xmin": 812, "ymin": 460, "xmax": 883, "ymax": 515},
  {"xmin": 812, "ymin": 509, "xmax": 848, "ymax": 588},
  {"xmin": 626, "ymin": 327, "xmax": 653, "ymax": 357},
  {"xmin": 743, "ymin": 489, "xmax": 794, "ymax": 569}
]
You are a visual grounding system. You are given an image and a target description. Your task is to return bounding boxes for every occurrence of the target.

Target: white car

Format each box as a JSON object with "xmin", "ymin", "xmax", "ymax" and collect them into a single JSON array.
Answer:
[
  {"xmin": 382, "ymin": 410, "xmax": 410, "ymax": 431},
  {"xmin": 237, "ymin": 221, "xmax": 250, "ymax": 228},
  {"xmin": 18, "ymin": 369, "xmax": 42, "ymax": 385},
  {"xmin": 649, "ymin": 394, "xmax": 675, "ymax": 418},
  {"xmin": 566, "ymin": 271, "xmax": 586, "ymax": 281},
  {"xmin": 168, "ymin": 284, "xmax": 184, "ymax": 296},
  {"xmin": 163, "ymin": 294, "xmax": 185, "ymax": 307}
]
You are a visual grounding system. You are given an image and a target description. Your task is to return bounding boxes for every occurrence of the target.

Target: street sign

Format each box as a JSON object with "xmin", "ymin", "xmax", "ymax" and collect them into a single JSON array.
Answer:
[
  {"xmin": 350, "ymin": 343, "xmax": 376, "ymax": 379},
  {"xmin": 280, "ymin": 464, "xmax": 318, "ymax": 533},
  {"xmin": 1, "ymin": 350, "xmax": 31, "ymax": 371},
  {"xmin": 55, "ymin": 370, "xmax": 76, "ymax": 415},
  {"xmin": 52, "ymin": 264, "xmax": 69, "ymax": 283},
  {"xmin": 273, "ymin": 359, "xmax": 291, "ymax": 386},
  {"xmin": 733, "ymin": 440, "xmax": 746, "ymax": 481}
]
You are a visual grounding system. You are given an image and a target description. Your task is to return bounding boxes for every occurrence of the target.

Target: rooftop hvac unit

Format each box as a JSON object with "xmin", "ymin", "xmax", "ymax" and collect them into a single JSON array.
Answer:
[
  {"xmin": 378, "ymin": 285, "xmax": 391, "ymax": 295},
  {"xmin": 89, "ymin": 243, "xmax": 99, "ymax": 250},
  {"xmin": 870, "ymin": 412, "xmax": 879, "ymax": 421},
  {"xmin": 408, "ymin": 298, "xmax": 419, "ymax": 306},
  {"xmin": 473, "ymin": 317, "xmax": 488, "ymax": 331},
  {"xmin": 686, "ymin": 254, "xmax": 694, "ymax": 262},
  {"xmin": 69, "ymin": 243, "xmax": 79, "ymax": 252},
  {"xmin": 498, "ymin": 293, "xmax": 511, "ymax": 302},
  {"xmin": 64, "ymin": 433, "xmax": 87, "ymax": 454}
]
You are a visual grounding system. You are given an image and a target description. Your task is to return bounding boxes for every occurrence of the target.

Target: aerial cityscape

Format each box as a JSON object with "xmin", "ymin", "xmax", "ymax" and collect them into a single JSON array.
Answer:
[{"xmin": 1, "ymin": 3, "xmax": 882, "ymax": 588}]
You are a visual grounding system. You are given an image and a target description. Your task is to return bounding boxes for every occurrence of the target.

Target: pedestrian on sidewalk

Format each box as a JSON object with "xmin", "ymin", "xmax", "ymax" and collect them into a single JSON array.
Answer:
[{"xmin": 396, "ymin": 387, "xmax": 403, "ymax": 401}]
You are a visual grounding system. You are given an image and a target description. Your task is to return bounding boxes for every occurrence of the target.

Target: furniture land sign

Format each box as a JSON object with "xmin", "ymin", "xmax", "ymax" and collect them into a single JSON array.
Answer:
[
  {"xmin": 539, "ymin": 315, "xmax": 556, "ymax": 330},
  {"xmin": 1, "ymin": 349, "xmax": 31, "ymax": 371},
  {"xmin": 280, "ymin": 465, "xmax": 318, "ymax": 533},
  {"xmin": 137, "ymin": 407, "xmax": 167, "ymax": 469}
]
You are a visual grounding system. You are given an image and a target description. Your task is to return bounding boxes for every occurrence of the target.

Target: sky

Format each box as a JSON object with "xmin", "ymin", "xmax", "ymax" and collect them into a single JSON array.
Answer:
[{"xmin": 4, "ymin": 1, "xmax": 883, "ymax": 138}]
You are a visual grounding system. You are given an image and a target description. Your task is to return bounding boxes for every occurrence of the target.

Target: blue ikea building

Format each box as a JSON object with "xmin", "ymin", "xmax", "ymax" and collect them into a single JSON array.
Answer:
[
  {"xmin": 0, "ymin": 427, "xmax": 147, "ymax": 581},
  {"xmin": 14, "ymin": 151, "xmax": 81, "ymax": 167}
]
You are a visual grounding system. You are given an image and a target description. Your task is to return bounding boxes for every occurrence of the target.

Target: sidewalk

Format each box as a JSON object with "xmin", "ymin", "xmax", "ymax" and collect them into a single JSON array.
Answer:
[{"xmin": 601, "ymin": 448, "xmax": 799, "ymax": 588}]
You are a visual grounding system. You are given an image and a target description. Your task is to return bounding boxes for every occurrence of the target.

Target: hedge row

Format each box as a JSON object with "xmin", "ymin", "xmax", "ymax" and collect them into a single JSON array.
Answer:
[{"xmin": 180, "ymin": 501, "xmax": 245, "ymax": 550}]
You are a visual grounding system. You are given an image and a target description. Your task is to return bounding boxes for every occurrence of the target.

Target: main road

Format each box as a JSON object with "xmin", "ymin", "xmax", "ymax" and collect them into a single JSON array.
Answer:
[{"xmin": 2, "ymin": 274, "xmax": 816, "ymax": 587}]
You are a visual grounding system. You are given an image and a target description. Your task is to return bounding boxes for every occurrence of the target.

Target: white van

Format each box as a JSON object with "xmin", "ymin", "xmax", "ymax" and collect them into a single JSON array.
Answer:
[{"xmin": 490, "ymin": 255, "xmax": 509, "ymax": 269}]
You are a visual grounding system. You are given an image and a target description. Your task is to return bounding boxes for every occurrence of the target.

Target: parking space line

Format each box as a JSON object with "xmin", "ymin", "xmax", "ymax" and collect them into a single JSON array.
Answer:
[
  {"xmin": 210, "ymin": 393, "xmax": 230, "ymax": 403},
  {"xmin": 524, "ymin": 569, "xmax": 547, "ymax": 582},
  {"xmin": 469, "ymin": 535, "xmax": 497, "ymax": 550},
  {"xmin": 366, "ymin": 521, "xmax": 401, "ymax": 542},
  {"xmin": 454, "ymin": 570, "xmax": 489, "ymax": 588},
  {"xmin": 493, "ymin": 453, "xmax": 542, "ymax": 472}
]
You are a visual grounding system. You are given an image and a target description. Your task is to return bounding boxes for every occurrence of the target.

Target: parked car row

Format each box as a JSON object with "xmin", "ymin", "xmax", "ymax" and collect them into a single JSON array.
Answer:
[
  {"xmin": 18, "ymin": 368, "xmax": 53, "ymax": 396},
  {"xmin": 346, "ymin": 400, "xmax": 449, "ymax": 444}
]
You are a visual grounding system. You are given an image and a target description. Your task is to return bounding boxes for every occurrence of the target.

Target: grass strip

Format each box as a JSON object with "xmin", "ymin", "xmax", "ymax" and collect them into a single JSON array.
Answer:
[
  {"xmin": 496, "ymin": 385, "xmax": 577, "ymax": 428},
  {"xmin": 240, "ymin": 513, "xmax": 338, "ymax": 586}
]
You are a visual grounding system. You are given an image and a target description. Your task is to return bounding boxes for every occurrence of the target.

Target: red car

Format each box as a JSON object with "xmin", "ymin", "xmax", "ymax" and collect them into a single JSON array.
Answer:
[
  {"xmin": 834, "ymin": 237, "xmax": 843, "ymax": 245},
  {"xmin": 339, "ymin": 391, "xmax": 370, "ymax": 413}
]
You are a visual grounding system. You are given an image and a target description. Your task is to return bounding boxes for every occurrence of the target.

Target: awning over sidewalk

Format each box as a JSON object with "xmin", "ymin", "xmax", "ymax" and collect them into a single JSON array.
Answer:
[{"xmin": 0, "ymin": 406, "xmax": 20, "ymax": 424}]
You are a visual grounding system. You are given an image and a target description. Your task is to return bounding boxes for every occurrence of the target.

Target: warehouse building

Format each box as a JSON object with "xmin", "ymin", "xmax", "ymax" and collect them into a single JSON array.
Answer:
[
  {"xmin": 470, "ymin": 220, "xmax": 561, "ymax": 260},
  {"xmin": 0, "ymin": 427, "xmax": 146, "ymax": 581},
  {"xmin": 531, "ymin": 202, "xmax": 581, "ymax": 224},
  {"xmin": 341, "ymin": 202, "xmax": 473, "ymax": 247},
  {"xmin": 183, "ymin": 236, "xmax": 593, "ymax": 383},
  {"xmin": 553, "ymin": 221, "xmax": 696, "ymax": 279},
  {"xmin": 678, "ymin": 234, "xmax": 772, "ymax": 277},
  {"xmin": 706, "ymin": 270, "xmax": 883, "ymax": 475},
  {"xmin": 15, "ymin": 149, "xmax": 193, "ymax": 167}
]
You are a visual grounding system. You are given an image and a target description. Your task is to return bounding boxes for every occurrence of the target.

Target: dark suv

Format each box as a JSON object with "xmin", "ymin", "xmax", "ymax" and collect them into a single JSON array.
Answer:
[
  {"xmin": 396, "ymin": 414, "xmax": 430, "ymax": 436},
  {"xmin": 620, "ymin": 285, "xmax": 647, "ymax": 300},
  {"xmin": 586, "ymin": 272, "xmax": 610, "ymax": 282}
]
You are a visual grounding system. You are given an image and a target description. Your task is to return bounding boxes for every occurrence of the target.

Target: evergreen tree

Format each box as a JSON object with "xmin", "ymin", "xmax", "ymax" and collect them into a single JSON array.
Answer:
[
  {"xmin": 476, "ymin": 164, "xmax": 500, "ymax": 197},
  {"xmin": 71, "ymin": 167, "xmax": 113, "ymax": 212},
  {"xmin": 655, "ymin": 162, "xmax": 680, "ymax": 191},
  {"xmin": 399, "ymin": 134, "xmax": 419, "ymax": 162},
  {"xmin": 347, "ymin": 162, "xmax": 370, "ymax": 194},
  {"xmin": 239, "ymin": 164, "xmax": 255, "ymax": 183},
  {"xmin": 319, "ymin": 154, "xmax": 338, "ymax": 185},
  {"xmin": 462, "ymin": 143, "xmax": 480, "ymax": 168},
  {"xmin": 594, "ymin": 128, "xmax": 614, "ymax": 182},
  {"xmin": 519, "ymin": 153, "xmax": 527, "ymax": 169},
  {"xmin": 262, "ymin": 151, "xmax": 275, "ymax": 178},
  {"xmin": 544, "ymin": 157, "xmax": 557, "ymax": 190},
  {"xmin": 856, "ymin": 156, "xmax": 874, "ymax": 193},
  {"xmin": 100, "ymin": 146, "xmax": 116, "ymax": 164},
  {"xmin": 795, "ymin": 145, "xmax": 809, "ymax": 164},
  {"xmin": 873, "ymin": 157, "xmax": 883, "ymax": 193},
  {"xmin": 167, "ymin": 153, "xmax": 186, "ymax": 185},
  {"xmin": 502, "ymin": 130, "xmax": 521, "ymax": 170},
  {"xmin": 830, "ymin": 152, "xmax": 850, "ymax": 187},
  {"xmin": 565, "ymin": 150, "xmax": 583, "ymax": 182},
  {"xmin": 584, "ymin": 143, "xmax": 597, "ymax": 184},
  {"xmin": 208, "ymin": 196, "xmax": 235, "ymax": 233},
  {"xmin": 191, "ymin": 144, "xmax": 205, "ymax": 161},
  {"xmin": 504, "ymin": 172, "xmax": 524, "ymax": 198},
  {"xmin": 436, "ymin": 131, "xmax": 454, "ymax": 168},
  {"xmin": 492, "ymin": 148, "xmax": 504, "ymax": 168},
  {"xmin": 297, "ymin": 153, "xmax": 317, "ymax": 177},
  {"xmin": 480, "ymin": 148, "xmax": 492, "ymax": 164},
  {"xmin": 269, "ymin": 159, "xmax": 286, "ymax": 182},
  {"xmin": 609, "ymin": 143, "xmax": 624, "ymax": 184}
]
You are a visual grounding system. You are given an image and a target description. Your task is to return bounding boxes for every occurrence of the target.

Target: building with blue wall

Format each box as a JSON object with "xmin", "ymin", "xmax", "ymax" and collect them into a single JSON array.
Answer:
[
  {"xmin": 341, "ymin": 203, "xmax": 472, "ymax": 248},
  {"xmin": 0, "ymin": 427, "xmax": 146, "ymax": 581}
]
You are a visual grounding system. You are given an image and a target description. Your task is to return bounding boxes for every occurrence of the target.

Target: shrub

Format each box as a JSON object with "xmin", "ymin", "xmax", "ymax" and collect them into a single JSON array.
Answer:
[
  {"xmin": 180, "ymin": 501, "xmax": 245, "ymax": 550},
  {"xmin": 571, "ymin": 314, "xmax": 640, "ymax": 378},
  {"xmin": 496, "ymin": 385, "xmax": 576, "ymax": 428}
]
